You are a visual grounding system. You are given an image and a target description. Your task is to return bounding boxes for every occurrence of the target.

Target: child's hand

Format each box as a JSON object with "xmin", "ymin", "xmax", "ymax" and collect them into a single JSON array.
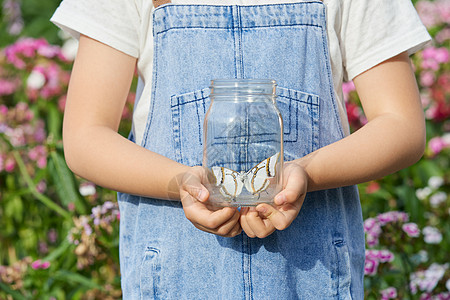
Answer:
[
  {"xmin": 240, "ymin": 163, "xmax": 307, "ymax": 238},
  {"xmin": 180, "ymin": 166, "xmax": 242, "ymax": 237}
]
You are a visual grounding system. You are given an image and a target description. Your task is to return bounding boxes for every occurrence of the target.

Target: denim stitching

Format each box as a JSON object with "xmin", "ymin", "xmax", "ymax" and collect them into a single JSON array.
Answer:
[
  {"xmin": 171, "ymin": 97, "xmax": 182, "ymax": 164},
  {"xmin": 320, "ymin": 6, "xmax": 345, "ymax": 140},
  {"xmin": 194, "ymin": 99, "xmax": 202, "ymax": 145},
  {"xmin": 142, "ymin": 36, "xmax": 159, "ymax": 148},
  {"xmin": 238, "ymin": 6, "xmax": 244, "ymax": 78},
  {"xmin": 155, "ymin": 24, "xmax": 322, "ymax": 36}
]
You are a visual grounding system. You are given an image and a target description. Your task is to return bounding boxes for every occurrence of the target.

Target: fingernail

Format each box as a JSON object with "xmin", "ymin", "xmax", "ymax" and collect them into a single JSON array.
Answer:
[
  {"xmin": 258, "ymin": 206, "xmax": 267, "ymax": 214},
  {"xmin": 197, "ymin": 189, "xmax": 205, "ymax": 200},
  {"xmin": 275, "ymin": 193, "xmax": 286, "ymax": 205}
]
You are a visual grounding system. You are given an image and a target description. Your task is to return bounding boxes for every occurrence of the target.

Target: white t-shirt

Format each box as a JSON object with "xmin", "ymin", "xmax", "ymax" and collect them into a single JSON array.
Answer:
[{"xmin": 51, "ymin": 0, "xmax": 431, "ymax": 142}]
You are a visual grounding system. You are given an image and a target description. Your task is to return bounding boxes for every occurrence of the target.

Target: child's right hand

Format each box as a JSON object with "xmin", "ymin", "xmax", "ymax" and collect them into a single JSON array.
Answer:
[{"xmin": 179, "ymin": 166, "xmax": 242, "ymax": 237}]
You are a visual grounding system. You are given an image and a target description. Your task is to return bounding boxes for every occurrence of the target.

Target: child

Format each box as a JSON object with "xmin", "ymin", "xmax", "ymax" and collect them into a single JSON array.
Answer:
[{"xmin": 51, "ymin": 0, "xmax": 430, "ymax": 298}]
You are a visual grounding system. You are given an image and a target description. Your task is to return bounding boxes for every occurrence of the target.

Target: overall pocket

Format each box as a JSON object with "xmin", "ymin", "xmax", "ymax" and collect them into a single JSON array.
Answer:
[
  {"xmin": 171, "ymin": 88, "xmax": 211, "ymax": 166},
  {"xmin": 276, "ymin": 86, "xmax": 320, "ymax": 161},
  {"xmin": 333, "ymin": 239, "xmax": 352, "ymax": 299},
  {"xmin": 170, "ymin": 86, "xmax": 320, "ymax": 166},
  {"xmin": 140, "ymin": 246, "xmax": 161, "ymax": 299}
]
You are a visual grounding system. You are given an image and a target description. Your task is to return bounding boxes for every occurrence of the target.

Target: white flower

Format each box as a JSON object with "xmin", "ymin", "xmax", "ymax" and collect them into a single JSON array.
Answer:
[
  {"xmin": 442, "ymin": 133, "xmax": 450, "ymax": 145},
  {"xmin": 61, "ymin": 38, "xmax": 78, "ymax": 61},
  {"xmin": 428, "ymin": 176, "xmax": 444, "ymax": 189},
  {"xmin": 423, "ymin": 226, "xmax": 443, "ymax": 244},
  {"xmin": 57, "ymin": 29, "xmax": 72, "ymax": 40},
  {"xmin": 410, "ymin": 263, "xmax": 448, "ymax": 293},
  {"xmin": 430, "ymin": 191, "xmax": 447, "ymax": 207},
  {"xmin": 79, "ymin": 183, "xmax": 96, "ymax": 196},
  {"xmin": 26, "ymin": 70, "xmax": 45, "ymax": 89},
  {"xmin": 418, "ymin": 250, "xmax": 428, "ymax": 263},
  {"xmin": 416, "ymin": 187, "xmax": 432, "ymax": 200},
  {"xmin": 446, "ymin": 278, "xmax": 450, "ymax": 291}
]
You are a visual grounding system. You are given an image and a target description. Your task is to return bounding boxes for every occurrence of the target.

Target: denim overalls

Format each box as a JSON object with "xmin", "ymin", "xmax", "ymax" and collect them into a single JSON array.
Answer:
[{"xmin": 118, "ymin": 2, "xmax": 365, "ymax": 299}]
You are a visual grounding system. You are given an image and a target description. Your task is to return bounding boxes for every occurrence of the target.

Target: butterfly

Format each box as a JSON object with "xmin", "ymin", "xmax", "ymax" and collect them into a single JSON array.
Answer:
[{"xmin": 211, "ymin": 152, "xmax": 280, "ymax": 199}]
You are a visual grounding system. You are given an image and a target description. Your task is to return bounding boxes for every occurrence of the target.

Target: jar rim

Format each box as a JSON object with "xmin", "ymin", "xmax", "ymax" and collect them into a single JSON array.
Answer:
[{"xmin": 211, "ymin": 78, "xmax": 276, "ymax": 85}]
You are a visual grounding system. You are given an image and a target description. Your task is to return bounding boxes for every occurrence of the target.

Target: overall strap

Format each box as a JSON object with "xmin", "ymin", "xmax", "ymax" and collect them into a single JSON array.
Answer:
[
  {"xmin": 153, "ymin": 0, "xmax": 171, "ymax": 8},
  {"xmin": 153, "ymin": 0, "xmax": 324, "ymax": 8}
]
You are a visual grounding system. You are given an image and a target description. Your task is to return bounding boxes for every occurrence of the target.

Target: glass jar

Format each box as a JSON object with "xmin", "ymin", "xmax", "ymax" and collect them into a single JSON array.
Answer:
[{"xmin": 203, "ymin": 79, "xmax": 283, "ymax": 207}]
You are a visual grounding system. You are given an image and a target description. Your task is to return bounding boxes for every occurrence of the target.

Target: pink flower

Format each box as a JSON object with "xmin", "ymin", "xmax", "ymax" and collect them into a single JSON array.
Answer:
[
  {"xmin": 416, "ymin": 1, "xmax": 440, "ymax": 28},
  {"xmin": 342, "ymin": 81, "xmax": 356, "ymax": 102},
  {"xmin": 434, "ymin": 47, "xmax": 450, "ymax": 64},
  {"xmin": 30, "ymin": 259, "xmax": 50, "ymax": 270},
  {"xmin": 0, "ymin": 79, "xmax": 17, "ymax": 96},
  {"xmin": 402, "ymin": 222, "xmax": 421, "ymax": 237},
  {"xmin": 31, "ymin": 260, "xmax": 42, "ymax": 270},
  {"xmin": 40, "ymin": 261, "xmax": 50, "ymax": 269},
  {"xmin": 420, "ymin": 71, "xmax": 435, "ymax": 87},
  {"xmin": 366, "ymin": 233, "xmax": 379, "ymax": 247},
  {"xmin": 364, "ymin": 218, "xmax": 379, "ymax": 232},
  {"xmin": 67, "ymin": 202, "xmax": 75, "ymax": 212},
  {"xmin": 37, "ymin": 156, "xmax": 47, "ymax": 169},
  {"xmin": 436, "ymin": 28, "xmax": 450, "ymax": 43},
  {"xmin": 365, "ymin": 181, "xmax": 380, "ymax": 194},
  {"xmin": 378, "ymin": 250, "xmax": 395, "ymax": 263},
  {"xmin": 381, "ymin": 287, "xmax": 397, "ymax": 300},
  {"xmin": 429, "ymin": 136, "xmax": 448, "ymax": 155},
  {"xmin": 4, "ymin": 157, "xmax": 15, "ymax": 172},
  {"xmin": 364, "ymin": 257, "xmax": 379, "ymax": 276}
]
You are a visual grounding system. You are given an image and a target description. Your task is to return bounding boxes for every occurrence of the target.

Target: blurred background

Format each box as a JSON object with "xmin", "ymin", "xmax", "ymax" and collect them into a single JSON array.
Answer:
[{"xmin": 0, "ymin": 0, "xmax": 448, "ymax": 299}]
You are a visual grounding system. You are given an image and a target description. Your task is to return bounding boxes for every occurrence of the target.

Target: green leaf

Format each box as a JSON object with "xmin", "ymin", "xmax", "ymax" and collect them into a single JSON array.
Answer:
[
  {"xmin": 42, "ymin": 239, "xmax": 71, "ymax": 262},
  {"xmin": 4, "ymin": 196, "xmax": 24, "ymax": 223},
  {"xmin": 48, "ymin": 151, "xmax": 86, "ymax": 214},
  {"xmin": 53, "ymin": 270, "xmax": 104, "ymax": 290},
  {"xmin": 47, "ymin": 103, "xmax": 62, "ymax": 140},
  {"xmin": 0, "ymin": 281, "xmax": 28, "ymax": 300}
]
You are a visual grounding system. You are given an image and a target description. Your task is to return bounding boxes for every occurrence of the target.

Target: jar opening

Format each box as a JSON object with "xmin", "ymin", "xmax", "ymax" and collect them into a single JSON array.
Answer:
[{"xmin": 210, "ymin": 79, "xmax": 276, "ymax": 97}]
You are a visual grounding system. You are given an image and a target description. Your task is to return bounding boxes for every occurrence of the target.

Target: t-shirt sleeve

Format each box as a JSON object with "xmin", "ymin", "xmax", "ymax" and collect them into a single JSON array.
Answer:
[
  {"xmin": 340, "ymin": 0, "xmax": 431, "ymax": 81},
  {"xmin": 50, "ymin": 0, "xmax": 141, "ymax": 58}
]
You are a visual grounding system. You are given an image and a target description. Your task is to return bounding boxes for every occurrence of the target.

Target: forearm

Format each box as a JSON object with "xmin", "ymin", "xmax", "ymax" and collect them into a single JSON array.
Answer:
[
  {"xmin": 64, "ymin": 126, "xmax": 189, "ymax": 200},
  {"xmin": 295, "ymin": 52, "xmax": 425, "ymax": 192},
  {"xmin": 296, "ymin": 113, "xmax": 425, "ymax": 192}
]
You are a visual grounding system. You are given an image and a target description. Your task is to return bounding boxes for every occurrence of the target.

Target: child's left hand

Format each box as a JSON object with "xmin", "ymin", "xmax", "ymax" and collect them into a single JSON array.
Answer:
[{"xmin": 240, "ymin": 162, "xmax": 308, "ymax": 238}]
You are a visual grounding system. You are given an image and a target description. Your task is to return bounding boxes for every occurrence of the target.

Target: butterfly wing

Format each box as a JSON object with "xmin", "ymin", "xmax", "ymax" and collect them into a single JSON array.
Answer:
[
  {"xmin": 211, "ymin": 166, "xmax": 244, "ymax": 198},
  {"xmin": 244, "ymin": 152, "xmax": 280, "ymax": 194}
]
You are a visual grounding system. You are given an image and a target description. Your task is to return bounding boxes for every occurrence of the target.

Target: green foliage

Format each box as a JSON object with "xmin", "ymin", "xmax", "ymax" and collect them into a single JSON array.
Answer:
[{"xmin": 0, "ymin": 0, "xmax": 449, "ymax": 299}]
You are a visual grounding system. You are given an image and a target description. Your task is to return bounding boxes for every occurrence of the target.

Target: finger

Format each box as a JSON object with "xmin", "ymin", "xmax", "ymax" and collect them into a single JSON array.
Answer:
[
  {"xmin": 194, "ymin": 209, "xmax": 241, "ymax": 237},
  {"xmin": 245, "ymin": 207, "xmax": 275, "ymax": 238},
  {"xmin": 182, "ymin": 179, "xmax": 209, "ymax": 203},
  {"xmin": 274, "ymin": 166, "xmax": 307, "ymax": 206},
  {"xmin": 240, "ymin": 207, "xmax": 256, "ymax": 238},
  {"xmin": 227, "ymin": 219, "xmax": 243, "ymax": 237},
  {"xmin": 189, "ymin": 205, "xmax": 238, "ymax": 230},
  {"xmin": 213, "ymin": 208, "xmax": 241, "ymax": 236},
  {"xmin": 256, "ymin": 203, "xmax": 297, "ymax": 231}
]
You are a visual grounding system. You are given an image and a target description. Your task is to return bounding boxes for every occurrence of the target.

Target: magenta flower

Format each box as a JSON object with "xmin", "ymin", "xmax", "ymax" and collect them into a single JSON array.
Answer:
[
  {"xmin": 377, "ymin": 211, "xmax": 408, "ymax": 225},
  {"xmin": 402, "ymin": 222, "xmax": 421, "ymax": 237},
  {"xmin": 380, "ymin": 287, "xmax": 397, "ymax": 300},
  {"xmin": 378, "ymin": 250, "xmax": 395, "ymax": 263},
  {"xmin": 4, "ymin": 156, "xmax": 15, "ymax": 172},
  {"xmin": 0, "ymin": 79, "xmax": 17, "ymax": 96},
  {"xmin": 342, "ymin": 81, "xmax": 356, "ymax": 102},
  {"xmin": 364, "ymin": 257, "xmax": 379, "ymax": 276},
  {"xmin": 429, "ymin": 136, "xmax": 449, "ymax": 155},
  {"xmin": 30, "ymin": 260, "xmax": 50, "ymax": 270},
  {"xmin": 420, "ymin": 71, "xmax": 435, "ymax": 87}
]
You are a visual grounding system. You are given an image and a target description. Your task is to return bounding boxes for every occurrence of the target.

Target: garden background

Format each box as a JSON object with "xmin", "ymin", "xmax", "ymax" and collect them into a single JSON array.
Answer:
[{"xmin": 0, "ymin": 0, "xmax": 449, "ymax": 299}]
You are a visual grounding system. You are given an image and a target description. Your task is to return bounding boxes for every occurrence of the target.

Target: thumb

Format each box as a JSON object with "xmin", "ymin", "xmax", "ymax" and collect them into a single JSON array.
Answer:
[{"xmin": 182, "ymin": 173, "xmax": 209, "ymax": 202}]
